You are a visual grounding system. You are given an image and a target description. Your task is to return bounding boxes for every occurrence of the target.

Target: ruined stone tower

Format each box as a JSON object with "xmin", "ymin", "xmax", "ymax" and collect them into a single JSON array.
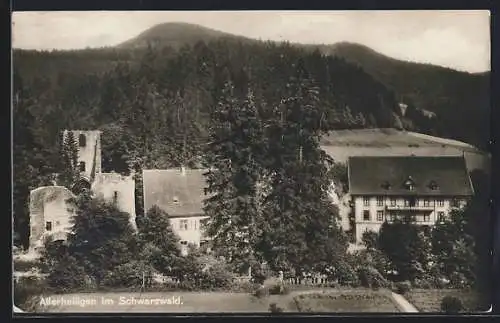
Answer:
[
  {"xmin": 62, "ymin": 130, "xmax": 102, "ymax": 183},
  {"xmin": 27, "ymin": 129, "xmax": 136, "ymax": 255}
]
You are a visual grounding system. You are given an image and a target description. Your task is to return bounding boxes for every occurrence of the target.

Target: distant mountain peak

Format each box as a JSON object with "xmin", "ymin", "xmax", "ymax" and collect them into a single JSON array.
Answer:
[{"xmin": 116, "ymin": 22, "xmax": 251, "ymax": 49}]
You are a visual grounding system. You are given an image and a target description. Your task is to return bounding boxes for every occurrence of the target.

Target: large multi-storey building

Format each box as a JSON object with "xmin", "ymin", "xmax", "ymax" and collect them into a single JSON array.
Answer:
[{"xmin": 348, "ymin": 156, "xmax": 474, "ymax": 244}]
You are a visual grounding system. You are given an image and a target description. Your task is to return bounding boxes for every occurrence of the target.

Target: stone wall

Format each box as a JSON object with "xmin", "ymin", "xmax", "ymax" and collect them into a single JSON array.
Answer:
[
  {"xmin": 29, "ymin": 186, "xmax": 75, "ymax": 252},
  {"xmin": 92, "ymin": 172, "xmax": 136, "ymax": 230}
]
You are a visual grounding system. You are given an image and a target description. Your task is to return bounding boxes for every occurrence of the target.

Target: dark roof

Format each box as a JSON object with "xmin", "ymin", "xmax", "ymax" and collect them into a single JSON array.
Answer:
[
  {"xmin": 143, "ymin": 168, "xmax": 208, "ymax": 217},
  {"xmin": 348, "ymin": 156, "xmax": 474, "ymax": 196}
]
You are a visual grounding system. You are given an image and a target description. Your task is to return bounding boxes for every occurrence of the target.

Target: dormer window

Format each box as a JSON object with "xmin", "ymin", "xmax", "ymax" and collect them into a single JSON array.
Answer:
[
  {"xmin": 173, "ymin": 196, "xmax": 179, "ymax": 204},
  {"xmin": 404, "ymin": 176, "xmax": 415, "ymax": 191},
  {"xmin": 429, "ymin": 180, "xmax": 439, "ymax": 190}
]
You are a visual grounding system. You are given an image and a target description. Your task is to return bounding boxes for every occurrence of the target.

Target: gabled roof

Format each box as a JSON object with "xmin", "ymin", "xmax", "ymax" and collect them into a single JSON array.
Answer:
[
  {"xmin": 142, "ymin": 168, "xmax": 208, "ymax": 217},
  {"xmin": 348, "ymin": 156, "xmax": 474, "ymax": 196}
]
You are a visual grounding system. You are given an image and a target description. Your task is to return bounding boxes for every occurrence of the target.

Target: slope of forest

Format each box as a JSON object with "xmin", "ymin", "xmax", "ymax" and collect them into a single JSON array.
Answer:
[
  {"xmin": 318, "ymin": 42, "xmax": 490, "ymax": 150},
  {"xmin": 13, "ymin": 23, "xmax": 489, "ymax": 150},
  {"xmin": 12, "ymin": 23, "xmax": 490, "ymax": 248}
]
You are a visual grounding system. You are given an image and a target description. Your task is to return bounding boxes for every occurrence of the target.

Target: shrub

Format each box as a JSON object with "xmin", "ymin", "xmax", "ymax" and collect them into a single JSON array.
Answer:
[
  {"xmin": 253, "ymin": 286, "xmax": 269, "ymax": 298},
  {"xmin": 101, "ymin": 261, "xmax": 154, "ymax": 288},
  {"xmin": 14, "ymin": 260, "xmax": 41, "ymax": 272},
  {"xmin": 231, "ymin": 279, "xmax": 260, "ymax": 293},
  {"xmin": 433, "ymin": 276, "xmax": 450, "ymax": 289},
  {"xmin": 412, "ymin": 278, "xmax": 434, "ymax": 289},
  {"xmin": 394, "ymin": 281, "xmax": 412, "ymax": 295},
  {"xmin": 269, "ymin": 283, "xmax": 290, "ymax": 295},
  {"xmin": 441, "ymin": 296, "xmax": 463, "ymax": 314},
  {"xmin": 335, "ymin": 260, "xmax": 360, "ymax": 286},
  {"xmin": 14, "ymin": 277, "xmax": 49, "ymax": 312},
  {"xmin": 200, "ymin": 262, "xmax": 234, "ymax": 289},
  {"xmin": 251, "ymin": 265, "xmax": 269, "ymax": 285},
  {"xmin": 357, "ymin": 266, "xmax": 388, "ymax": 288},
  {"xmin": 177, "ymin": 280, "xmax": 197, "ymax": 291},
  {"xmin": 269, "ymin": 303, "xmax": 284, "ymax": 313},
  {"xmin": 46, "ymin": 255, "xmax": 87, "ymax": 292}
]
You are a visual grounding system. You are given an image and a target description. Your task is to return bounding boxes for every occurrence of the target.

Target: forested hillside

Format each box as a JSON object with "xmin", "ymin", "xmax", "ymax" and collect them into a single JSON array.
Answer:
[
  {"xmin": 13, "ymin": 39, "xmax": 411, "ymax": 170},
  {"xmin": 12, "ymin": 24, "xmax": 490, "ymax": 248},
  {"xmin": 318, "ymin": 42, "xmax": 490, "ymax": 149}
]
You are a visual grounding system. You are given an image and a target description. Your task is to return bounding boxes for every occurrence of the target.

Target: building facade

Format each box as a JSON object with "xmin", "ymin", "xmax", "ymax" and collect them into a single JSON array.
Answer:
[
  {"xmin": 142, "ymin": 168, "xmax": 210, "ymax": 255},
  {"xmin": 92, "ymin": 172, "xmax": 137, "ymax": 230},
  {"xmin": 29, "ymin": 186, "xmax": 76, "ymax": 252},
  {"xmin": 348, "ymin": 156, "xmax": 474, "ymax": 244},
  {"xmin": 28, "ymin": 130, "xmax": 135, "ymax": 254}
]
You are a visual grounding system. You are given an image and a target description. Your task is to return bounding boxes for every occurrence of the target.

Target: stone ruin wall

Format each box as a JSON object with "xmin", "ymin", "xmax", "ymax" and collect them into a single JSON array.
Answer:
[{"xmin": 29, "ymin": 186, "xmax": 76, "ymax": 253}]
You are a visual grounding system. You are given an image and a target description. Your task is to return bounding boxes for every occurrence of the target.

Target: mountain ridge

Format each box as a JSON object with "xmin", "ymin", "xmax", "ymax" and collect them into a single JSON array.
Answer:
[
  {"xmin": 13, "ymin": 22, "xmax": 490, "ymax": 150},
  {"xmin": 116, "ymin": 22, "xmax": 490, "ymax": 74}
]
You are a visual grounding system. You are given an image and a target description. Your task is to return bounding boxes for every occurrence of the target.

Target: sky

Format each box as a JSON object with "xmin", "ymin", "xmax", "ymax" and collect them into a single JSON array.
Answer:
[{"xmin": 12, "ymin": 10, "xmax": 491, "ymax": 73}]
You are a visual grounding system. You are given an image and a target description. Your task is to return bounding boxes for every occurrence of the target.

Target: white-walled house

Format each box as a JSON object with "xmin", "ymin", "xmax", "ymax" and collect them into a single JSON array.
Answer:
[
  {"xmin": 142, "ymin": 168, "xmax": 210, "ymax": 255},
  {"xmin": 348, "ymin": 156, "xmax": 474, "ymax": 244}
]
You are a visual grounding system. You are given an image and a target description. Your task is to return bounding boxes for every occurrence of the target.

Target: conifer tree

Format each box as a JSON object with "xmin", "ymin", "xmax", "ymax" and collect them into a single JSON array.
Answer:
[
  {"xmin": 260, "ymin": 58, "xmax": 347, "ymax": 274},
  {"xmin": 58, "ymin": 130, "xmax": 80, "ymax": 189},
  {"xmin": 203, "ymin": 79, "xmax": 267, "ymax": 273}
]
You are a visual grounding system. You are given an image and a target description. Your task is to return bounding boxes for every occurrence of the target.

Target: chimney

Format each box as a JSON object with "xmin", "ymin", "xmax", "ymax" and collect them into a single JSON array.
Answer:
[{"xmin": 180, "ymin": 165, "xmax": 186, "ymax": 176}]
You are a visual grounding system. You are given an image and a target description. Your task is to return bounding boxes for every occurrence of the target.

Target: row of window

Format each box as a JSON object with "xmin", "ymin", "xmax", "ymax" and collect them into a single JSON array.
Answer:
[
  {"xmin": 362, "ymin": 210, "xmax": 445, "ymax": 222},
  {"xmin": 177, "ymin": 219, "xmax": 200, "ymax": 231},
  {"xmin": 363, "ymin": 197, "xmax": 447, "ymax": 207}
]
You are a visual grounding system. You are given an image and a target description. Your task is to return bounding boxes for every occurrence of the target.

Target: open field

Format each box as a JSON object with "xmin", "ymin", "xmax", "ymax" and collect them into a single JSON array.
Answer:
[
  {"xmin": 404, "ymin": 289, "xmax": 488, "ymax": 313},
  {"xmin": 320, "ymin": 129, "xmax": 490, "ymax": 173},
  {"xmin": 293, "ymin": 289, "xmax": 400, "ymax": 313},
  {"xmin": 24, "ymin": 288, "xmax": 402, "ymax": 313}
]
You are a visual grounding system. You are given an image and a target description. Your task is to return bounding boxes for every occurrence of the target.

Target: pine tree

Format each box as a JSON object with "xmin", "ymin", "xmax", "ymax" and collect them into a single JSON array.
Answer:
[
  {"xmin": 58, "ymin": 131, "xmax": 79, "ymax": 189},
  {"xmin": 260, "ymin": 58, "xmax": 347, "ymax": 275},
  {"xmin": 203, "ymin": 80, "xmax": 267, "ymax": 273}
]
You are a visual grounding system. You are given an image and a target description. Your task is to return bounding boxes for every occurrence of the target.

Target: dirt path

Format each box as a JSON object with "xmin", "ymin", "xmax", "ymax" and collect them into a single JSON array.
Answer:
[{"xmin": 390, "ymin": 292, "xmax": 419, "ymax": 313}]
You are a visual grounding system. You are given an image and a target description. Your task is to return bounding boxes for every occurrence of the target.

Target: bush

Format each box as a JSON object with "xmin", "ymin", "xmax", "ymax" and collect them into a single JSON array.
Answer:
[
  {"xmin": 441, "ymin": 296, "xmax": 463, "ymax": 314},
  {"xmin": 269, "ymin": 283, "xmax": 290, "ymax": 295},
  {"xmin": 46, "ymin": 255, "xmax": 87, "ymax": 292},
  {"xmin": 357, "ymin": 266, "xmax": 388, "ymax": 288},
  {"xmin": 14, "ymin": 277, "xmax": 49, "ymax": 312},
  {"xmin": 200, "ymin": 262, "xmax": 234, "ymax": 289},
  {"xmin": 251, "ymin": 265, "xmax": 269, "ymax": 285},
  {"xmin": 14, "ymin": 260, "xmax": 41, "ymax": 272},
  {"xmin": 394, "ymin": 281, "xmax": 412, "ymax": 295},
  {"xmin": 231, "ymin": 279, "xmax": 260, "ymax": 293},
  {"xmin": 253, "ymin": 286, "xmax": 269, "ymax": 298},
  {"xmin": 177, "ymin": 280, "xmax": 197, "ymax": 291},
  {"xmin": 335, "ymin": 260, "xmax": 360, "ymax": 286},
  {"xmin": 269, "ymin": 302, "xmax": 284, "ymax": 313},
  {"xmin": 412, "ymin": 278, "xmax": 434, "ymax": 289},
  {"xmin": 433, "ymin": 276, "xmax": 450, "ymax": 289},
  {"xmin": 101, "ymin": 261, "xmax": 154, "ymax": 288}
]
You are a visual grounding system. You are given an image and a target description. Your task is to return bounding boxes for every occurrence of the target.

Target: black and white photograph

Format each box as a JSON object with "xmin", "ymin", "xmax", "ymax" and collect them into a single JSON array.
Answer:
[{"xmin": 12, "ymin": 10, "xmax": 492, "ymax": 314}]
